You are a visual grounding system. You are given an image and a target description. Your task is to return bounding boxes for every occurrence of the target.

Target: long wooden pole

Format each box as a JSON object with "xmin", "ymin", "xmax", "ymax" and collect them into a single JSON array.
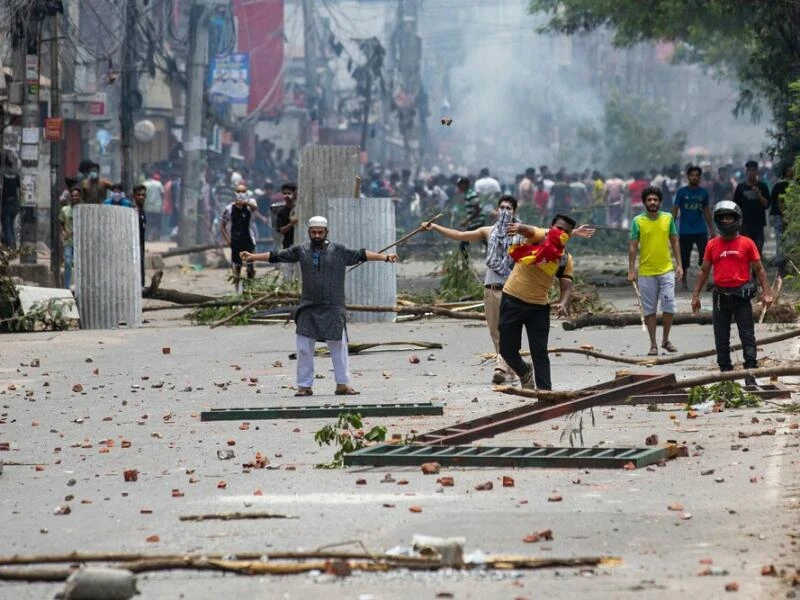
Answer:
[
  {"xmin": 631, "ymin": 280, "xmax": 647, "ymax": 331},
  {"xmin": 346, "ymin": 213, "xmax": 443, "ymax": 273}
]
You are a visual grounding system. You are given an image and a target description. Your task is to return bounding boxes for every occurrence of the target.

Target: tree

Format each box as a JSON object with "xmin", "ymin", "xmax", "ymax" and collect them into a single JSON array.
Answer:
[
  {"xmin": 577, "ymin": 92, "xmax": 686, "ymax": 174},
  {"xmin": 528, "ymin": 0, "xmax": 800, "ymax": 159}
]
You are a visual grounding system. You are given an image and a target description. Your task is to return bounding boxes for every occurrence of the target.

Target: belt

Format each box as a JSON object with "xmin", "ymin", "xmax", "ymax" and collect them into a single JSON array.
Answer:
[{"xmin": 484, "ymin": 284, "xmax": 504, "ymax": 290}]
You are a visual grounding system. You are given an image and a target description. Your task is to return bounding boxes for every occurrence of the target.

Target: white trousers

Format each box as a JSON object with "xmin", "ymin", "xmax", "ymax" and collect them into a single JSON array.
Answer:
[{"xmin": 296, "ymin": 329, "xmax": 350, "ymax": 388}]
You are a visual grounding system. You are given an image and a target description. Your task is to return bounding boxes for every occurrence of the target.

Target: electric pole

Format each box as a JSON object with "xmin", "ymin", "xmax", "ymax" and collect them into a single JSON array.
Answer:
[
  {"xmin": 301, "ymin": 0, "xmax": 319, "ymax": 114},
  {"xmin": 178, "ymin": 0, "xmax": 210, "ymax": 248},
  {"xmin": 119, "ymin": 0, "xmax": 139, "ymax": 192},
  {"xmin": 49, "ymin": 12, "xmax": 61, "ymax": 279},
  {"xmin": 397, "ymin": 0, "xmax": 421, "ymax": 172},
  {"xmin": 15, "ymin": 12, "xmax": 44, "ymax": 264}
]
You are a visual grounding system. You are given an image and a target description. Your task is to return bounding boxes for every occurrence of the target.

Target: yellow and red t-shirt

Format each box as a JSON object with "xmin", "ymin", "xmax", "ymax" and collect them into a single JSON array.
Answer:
[{"xmin": 503, "ymin": 227, "xmax": 574, "ymax": 305}]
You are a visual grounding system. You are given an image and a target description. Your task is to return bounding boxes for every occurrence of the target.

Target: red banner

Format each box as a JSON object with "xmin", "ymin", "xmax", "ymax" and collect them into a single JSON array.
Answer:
[{"xmin": 232, "ymin": 0, "xmax": 284, "ymax": 117}]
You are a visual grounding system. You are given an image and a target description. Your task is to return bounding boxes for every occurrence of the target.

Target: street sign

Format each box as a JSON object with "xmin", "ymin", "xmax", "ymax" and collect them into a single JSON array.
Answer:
[{"xmin": 44, "ymin": 118, "xmax": 63, "ymax": 141}]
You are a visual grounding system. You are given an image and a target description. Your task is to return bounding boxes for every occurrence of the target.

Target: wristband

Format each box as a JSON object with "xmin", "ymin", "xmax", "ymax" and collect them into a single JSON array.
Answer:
[{"xmin": 384, "ymin": 255, "xmax": 389, "ymax": 262}]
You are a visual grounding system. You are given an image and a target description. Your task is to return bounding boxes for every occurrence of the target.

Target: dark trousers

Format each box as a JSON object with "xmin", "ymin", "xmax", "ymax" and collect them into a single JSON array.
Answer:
[
  {"xmin": 712, "ymin": 291, "xmax": 757, "ymax": 371},
  {"xmin": 740, "ymin": 224, "xmax": 764, "ymax": 257},
  {"xmin": 1, "ymin": 210, "xmax": 17, "ymax": 248},
  {"xmin": 679, "ymin": 233, "xmax": 708, "ymax": 270},
  {"xmin": 498, "ymin": 293, "xmax": 551, "ymax": 390}
]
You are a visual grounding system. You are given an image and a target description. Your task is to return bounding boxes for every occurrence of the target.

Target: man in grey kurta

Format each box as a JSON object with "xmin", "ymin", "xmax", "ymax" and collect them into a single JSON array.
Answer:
[{"xmin": 240, "ymin": 215, "xmax": 398, "ymax": 396}]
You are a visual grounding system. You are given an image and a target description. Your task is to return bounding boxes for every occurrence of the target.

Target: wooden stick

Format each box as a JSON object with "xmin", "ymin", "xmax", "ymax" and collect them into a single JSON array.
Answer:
[
  {"xmin": 0, "ymin": 555, "xmax": 617, "ymax": 581},
  {"xmin": 759, "ymin": 275, "xmax": 780, "ymax": 324},
  {"xmin": 494, "ymin": 365, "xmax": 800, "ymax": 401},
  {"xmin": 347, "ymin": 213, "xmax": 444, "ymax": 273},
  {"xmin": 547, "ymin": 327, "xmax": 800, "ymax": 366},
  {"xmin": 354, "ymin": 175, "xmax": 362, "ymax": 198},
  {"xmin": 179, "ymin": 511, "xmax": 297, "ymax": 522},
  {"xmin": 631, "ymin": 280, "xmax": 647, "ymax": 331}
]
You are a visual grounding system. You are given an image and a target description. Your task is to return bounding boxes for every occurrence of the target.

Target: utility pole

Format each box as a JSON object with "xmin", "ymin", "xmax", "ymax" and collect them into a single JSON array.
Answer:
[
  {"xmin": 16, "ymin": 14, "xmax": 44, "ymax": 264},
  {"xmin": 397, "ymin": 0, "xmax": 421, "ymax": 172},
  {"xmin": 119, "ymin": 0, "xmax": 139, "ymax": 192},
  {"xmin": 301, "ymin": 0, "xmax": 319, "ymax": 117},
  {"xmin": 48, "ymin": 12, "xmax": 61, "ymax": 279},
  {"xmin": 178, "ymin": 0, "xmax": 210, "ymax": 248}
]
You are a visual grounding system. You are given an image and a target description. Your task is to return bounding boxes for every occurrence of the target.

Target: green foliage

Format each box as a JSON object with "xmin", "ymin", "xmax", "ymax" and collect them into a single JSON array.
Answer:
[
  {"xmin": 11, "ymin": 299, "xmax": 72, "ymax": 332},
  {"xmin": 779, "ymin": 81, "xmax": 800, "ymax": 278},
  {"xmin": 687, "ymin": 381, "xmax": 761, "ymax": 409},
  {"xmin": 529, "ymin": 0, "xmax": 800, "ymax": 157},
  {"xmin": 438, "ymin": 250, "xmax": 484, "ymax": 302},
  {"xmin": 187, "ymin": 272, "xmax": 299, "ymax": 325},
  {"xmin": 314, "ymin": 413, "xmax": 387, "ymax": 469}
]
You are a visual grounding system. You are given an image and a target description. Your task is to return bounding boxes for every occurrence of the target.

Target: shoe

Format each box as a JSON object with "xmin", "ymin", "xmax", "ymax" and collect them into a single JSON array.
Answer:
[
  {"xmin": 294, "ymin": 387, "xmax": 313, "ymax": 397},
  {"xmin": 519, "ymin": 363, "xmax": 534, "ymax": 390},
  {"xmin": 491, "ymin": 370, "xmax": 507, "ymax": 385},
  {"xmin": 334, "ymin": 384, "xmax": 360, "ymax": 396},
  {"xmin": 743, "ymin": 375, "xmax": 757, "ymax": 387}
]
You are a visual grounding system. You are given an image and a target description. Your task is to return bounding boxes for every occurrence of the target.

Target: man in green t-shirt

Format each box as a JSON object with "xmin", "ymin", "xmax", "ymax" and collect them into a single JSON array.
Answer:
[
  {"xmin": 59, "ymin": 187, "xmax": 82, "ymax": 289},
  {"xmin": 628, "ymin": 186, "xmax": 683, "ymax": 356}
]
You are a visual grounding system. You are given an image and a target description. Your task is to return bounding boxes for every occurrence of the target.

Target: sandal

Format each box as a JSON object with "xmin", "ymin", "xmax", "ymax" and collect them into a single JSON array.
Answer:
[
  {"xmin": 294, "ymin": 387, "xmax": 313, "ymax": 397},
  {"xmin": 647, "ymin": 347, "xmax": 659, "ymax": 356},
  {"xmin": 661, "ymin": 341, "xmax": 678, "ymax": 353},
  {"xmin": 335, "ymin": 385, "xmax": 360, "ymax": 396}
]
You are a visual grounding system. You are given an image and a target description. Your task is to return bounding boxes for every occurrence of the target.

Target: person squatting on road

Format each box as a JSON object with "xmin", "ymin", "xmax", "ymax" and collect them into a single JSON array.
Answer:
[
  {"xmin": 691, "ymin": 201, "xmax": 773, "ymax": 385},
  {"xmin": 498, "ymin": 215, "xmax": 595, "ymax": 390},
  {"xmin": 422, "ymin": 194, "xmax": 520, "ymax": 384},
  {"xmin": 628, "ymin": 186, "xmax": 683, "ymax": 356},
  {"xmin": 240, "ymin": 216, "xmax": 398, "ymax": 397},
  {"xmin": 221, "ymin": 183, "xmax": 258, "ymax": 294}
]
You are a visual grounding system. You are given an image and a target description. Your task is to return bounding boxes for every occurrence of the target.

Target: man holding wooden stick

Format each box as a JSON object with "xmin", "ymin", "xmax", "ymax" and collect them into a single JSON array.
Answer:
[
  {"xmin": 240, "ymin": 216, "xmax": 398, "ymax": 396},
  {"xmin": 628, "ymin": 186, "xmax": 683, "ymax": 356},
  {"xmin": 691, "ymin": 201, "xmax": 772, "ymax": 385}
]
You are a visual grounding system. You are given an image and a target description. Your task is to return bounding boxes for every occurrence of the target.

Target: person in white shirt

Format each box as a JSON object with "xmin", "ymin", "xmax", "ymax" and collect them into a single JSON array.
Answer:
[{"xmin": 474, "ymin": 167, "xmax": 502, "ymax": 195}]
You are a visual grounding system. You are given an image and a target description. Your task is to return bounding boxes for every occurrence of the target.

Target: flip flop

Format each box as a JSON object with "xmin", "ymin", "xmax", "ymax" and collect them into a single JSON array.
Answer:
[
  {"xmin": 647, "ymin": 347, "xmax": 659, "ymax": 356},
  {"xmin": 661, "ymin": 341, "xmax": 678, "ymax": 353},
  {"xmin": 294, "ymin": 387, "xmax": 313, "ymax": 397},
  {"xmin": 335, "ymin": 385, "xmax": 360, "ymax": 396}
]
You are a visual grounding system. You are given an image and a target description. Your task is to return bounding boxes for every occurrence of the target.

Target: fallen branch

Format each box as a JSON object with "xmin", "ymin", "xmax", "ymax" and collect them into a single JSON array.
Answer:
[
  {"xmin": 347, "ymin": 304, "xmax": 485, "ymax": 320},
  {"xmin": 288, "ymin": 341, "xmax": 444, "ymax": 359},
  {"xmin": 144, "ymin": 296, "xmax": 299, "ymax": 312},
  {"xmin": 141, "ymin": 270, "xmax": 216, "ymax": 304},
  {"xmin": 0, "ymin": 554, "xmax": 619, "ymax": 582},
  {"xmin": 562, "ymin": 311, "xmax": 711, "ymax": 330},
  {"xmin": 494, "ymin": 365, "xmax": 800, "ymax": 401},
  {"xmin": 546, "ymin": 327, "xmax": 800, "ymax": 366},
  {"xmin": 179, "ymin": 511, "xmax": 297, "ymax": 522}
]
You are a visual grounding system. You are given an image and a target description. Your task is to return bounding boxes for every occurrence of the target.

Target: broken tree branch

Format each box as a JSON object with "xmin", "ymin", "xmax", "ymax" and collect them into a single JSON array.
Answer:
[
  {"xmin": 562, "ymin": 311, "xmax": 712, "ymax": 330},
  {"xmin": 494, "ymin": 365, "xmax": 800, "ymax": 401},
  {"xmin": 0, "ymin": 554, "xmax": 619, "ymax": 582},
  {"xmin": 547, "ymin": 327, "xmax": 800, "ymax": 366},
  {"xmin": 141, "ymin": 270, "xmax": 216, "ymax": 304},
  {"xmin": 178, "ymin": 511, "xmax": 297, "ymax": 522}
]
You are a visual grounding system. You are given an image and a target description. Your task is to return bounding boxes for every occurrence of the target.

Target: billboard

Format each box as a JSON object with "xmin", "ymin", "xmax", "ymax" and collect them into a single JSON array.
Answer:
[
  {"xmin": 208, "ymin": 53, "xmax": 250, "ymax": 118},
  {"xmin": 232, "ymin": 0, "xmax": 284, "ymax": 117}
]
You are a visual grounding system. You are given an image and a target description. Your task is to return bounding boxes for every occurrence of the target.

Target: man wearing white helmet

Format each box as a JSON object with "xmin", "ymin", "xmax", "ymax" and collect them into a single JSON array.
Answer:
[
  {"xmin": 691, "ymin": 201, "xmax": 773, "ymax": 386},
  {"xmin": 241, "ymin": 216, "xmax": 398, "ymax": 396}
]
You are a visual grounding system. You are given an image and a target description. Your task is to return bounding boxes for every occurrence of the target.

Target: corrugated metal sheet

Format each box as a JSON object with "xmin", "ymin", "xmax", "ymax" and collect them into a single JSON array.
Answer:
[
  {"xmin": 73, "ymin": 205, "xmax": 142, "ymax": 329},
  {"xmin": 325, "ymin": 197, "xmax": 396, "ymax": 323}
]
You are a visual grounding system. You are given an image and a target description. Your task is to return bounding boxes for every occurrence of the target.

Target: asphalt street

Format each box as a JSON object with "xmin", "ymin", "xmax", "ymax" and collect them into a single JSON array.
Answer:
[{"xmin": 0, "ymin": 280, "xmax": 798, "ymax": 599}]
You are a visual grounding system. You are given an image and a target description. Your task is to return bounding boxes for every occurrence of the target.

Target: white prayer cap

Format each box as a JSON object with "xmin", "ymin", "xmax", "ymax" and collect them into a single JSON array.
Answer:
[{"xmin": 308, "ymin": 216, "xmax": 328, "ymax": 228}]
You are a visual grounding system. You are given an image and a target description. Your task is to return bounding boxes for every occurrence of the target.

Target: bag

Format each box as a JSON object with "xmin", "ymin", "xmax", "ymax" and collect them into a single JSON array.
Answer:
[{"xmin": 715, "ymin": 280, "xmax": 757, "ymax": 300}]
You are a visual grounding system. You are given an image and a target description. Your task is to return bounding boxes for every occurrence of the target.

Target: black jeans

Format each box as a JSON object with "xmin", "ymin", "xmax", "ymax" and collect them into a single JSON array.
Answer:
[
  {"xmin": 712, "ymin": 291, "xmax": 757, "ymax": 371},
  {"xmin": 498, "ymin": 293, "xmax": 551, "ymax": 390},
  {"xmin": 1, "ymin": 209, "xmax": 17, "ymax": 248},
  {"xmin": 740, "ymin": 224, "xmax": 764, "ymax": 257},
  {"xmin": 679, "ymin": 233, "xmax": 708, "ymax": 270}
]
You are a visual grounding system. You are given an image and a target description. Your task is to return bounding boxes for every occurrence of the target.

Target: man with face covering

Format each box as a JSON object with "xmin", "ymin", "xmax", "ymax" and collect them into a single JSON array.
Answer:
[
  {"xmin": 240, "ymin": 216, "xmax": 399, "ymax": 396},
  {"xmin": 628, "ymin": 187, "xmax": 683, "ymax": 356},
  {"xmin": 80, "ymin": 162, "xmax": 112, "ymax": 204}
]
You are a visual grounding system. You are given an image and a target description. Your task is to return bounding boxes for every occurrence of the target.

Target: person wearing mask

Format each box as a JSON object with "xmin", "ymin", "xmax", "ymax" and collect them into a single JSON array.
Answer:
[
  {"xmin": 103, "ymin": 183, "xmax": 133, "ymax": 207},
  {"xmin": 732, "ymin": 160, "xmax": 771, "ymax": 255},
  {"xmin": 240, "ymin": 216, "xmax": 399, "ymax": 397},
  {"xmin": 220, "ymin": 183, "xmax": 258, "ymax": 294},
  {"xmin": 80, "ymin": 162, "xmax": 112, "ymax": 204}
]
